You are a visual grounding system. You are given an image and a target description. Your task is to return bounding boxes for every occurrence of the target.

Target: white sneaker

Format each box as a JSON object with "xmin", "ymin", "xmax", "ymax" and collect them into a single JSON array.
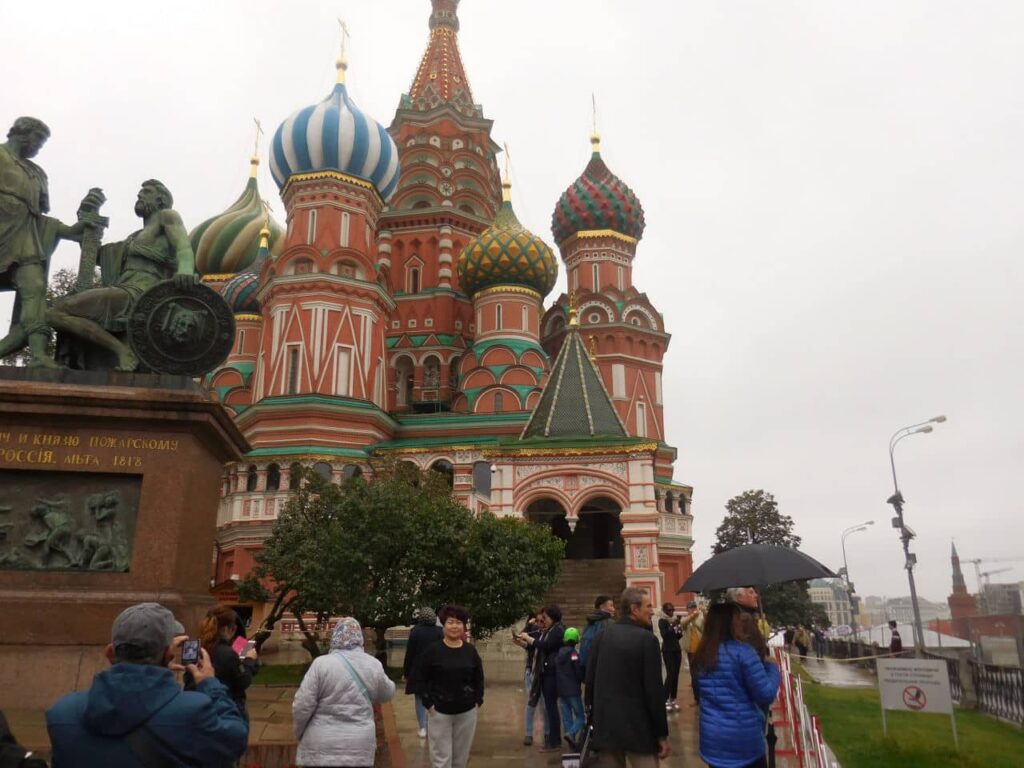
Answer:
[{"xmin": 418, "ymin": 727, "xmax": 427, "ymax": 739}]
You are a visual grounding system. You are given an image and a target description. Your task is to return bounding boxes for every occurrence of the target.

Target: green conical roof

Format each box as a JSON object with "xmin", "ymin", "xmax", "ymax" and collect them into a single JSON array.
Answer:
[{"xmin": 521, "ymin": 325, "xmax": 627, "ymax": 439}]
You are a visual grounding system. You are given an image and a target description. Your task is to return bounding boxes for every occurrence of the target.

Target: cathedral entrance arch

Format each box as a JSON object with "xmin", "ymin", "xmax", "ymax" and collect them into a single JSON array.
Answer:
[
  {"xmin": 524, "ymin": 495, "xmax": 623, "ymax": 560},
  {"xmin": 570, "ymin": 496, "xmax": 624, "ymax": 560},
  {"xmin": 525, "ymin": 497, "xmax": 572, "ymax": 546}
]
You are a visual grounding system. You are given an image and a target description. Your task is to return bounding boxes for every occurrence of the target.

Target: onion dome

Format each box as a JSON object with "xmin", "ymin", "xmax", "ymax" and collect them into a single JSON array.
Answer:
[
  {"xmin": 458, "ymin": 181, "xmax": 558, "ymax": 298},
  {"xmin": 551, "ymin": 134, "xmax": 645, "ymax": 247},
  {"xmin": 190, "ymin": 156, "xmax": 284, "ymax": 276},
  {"xmin": 270, "ymin": 58, "xmax": 400, "ymax": 201},
  {"xmin": 222, "ymin": 271, "xmax": 261, "ymax": 316},
  {"xmin": 220, "ymin": 225, "xmax": 271, "ymax": 316}
]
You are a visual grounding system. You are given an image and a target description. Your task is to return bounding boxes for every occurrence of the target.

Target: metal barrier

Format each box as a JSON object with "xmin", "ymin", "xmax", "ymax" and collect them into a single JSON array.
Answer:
[
  {"xmin": 972, "ymin": 661, "xmax": 1024, "ymax": 725},
  {"xmin": 774, "ymin": 648, "xmax": 839, "ymax": 768}
]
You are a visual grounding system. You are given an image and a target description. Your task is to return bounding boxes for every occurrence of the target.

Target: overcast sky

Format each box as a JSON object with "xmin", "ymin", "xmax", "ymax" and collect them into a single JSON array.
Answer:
[{"xmin": 2, "ymin": 1, "xmax": 1021, "ymax": 604}]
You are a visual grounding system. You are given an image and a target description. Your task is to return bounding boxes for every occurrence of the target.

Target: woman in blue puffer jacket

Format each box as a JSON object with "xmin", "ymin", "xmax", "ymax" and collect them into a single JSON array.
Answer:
[{"xmin": 692, "ymin": 603, "xmax": 781, "ymax": 768}]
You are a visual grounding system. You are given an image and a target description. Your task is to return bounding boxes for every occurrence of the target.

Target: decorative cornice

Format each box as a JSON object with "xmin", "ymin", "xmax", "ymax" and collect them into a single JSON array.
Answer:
[
  {"xmin": 234, "ymin": 313, "xmax": 262, "ymax": 322},
  {"xmin": 485, "ymin": 441, "xmax": 658, "ymax": 458},
  {"xmin": 558, "ymin": 229, "xmax": 638, "ymax": 249},
  {"xmin": 472, "ymin": 284, "xmax": 542, "ymax": 301},
  {"xmin": 373, "ymin": 443, "xmax": 487, "ymax": 456},
  {"xmin": 202, "ymin": 273, "xmax": 236, "ymax": 282},
  {"xmin": 282, "ymin": 170, "xmax": 384, "ymax": 206}
]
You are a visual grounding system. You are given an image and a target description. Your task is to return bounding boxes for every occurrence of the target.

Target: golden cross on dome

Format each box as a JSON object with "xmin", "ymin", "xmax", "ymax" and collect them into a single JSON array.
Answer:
[
  {"xmin": 591, "ymin": 92, "xmax": 601, "ymax": 152},
  {"xmin": 501, "ymin": 141, "xmax": 512, "ymax": 201},
  {"xmin": 249, "ymin": 118, "xmax": 264, "ymax": 176},
  {"xmin": 336, "ymin": 18, "xmax": 350, "ymax": 83}
]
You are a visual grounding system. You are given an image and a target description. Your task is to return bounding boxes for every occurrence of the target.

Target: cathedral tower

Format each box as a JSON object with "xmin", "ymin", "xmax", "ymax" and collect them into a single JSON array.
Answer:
[
  {"xmin": 380, "ymin": 0, "xmax": 502, "ymax": 412},
  {"xmin": 542, "ymin": 133, "xmax": 669, "ymax": 443},
  {"xmin": 948, "ymin": 541, "xmax": 979, "ymax": 625}
]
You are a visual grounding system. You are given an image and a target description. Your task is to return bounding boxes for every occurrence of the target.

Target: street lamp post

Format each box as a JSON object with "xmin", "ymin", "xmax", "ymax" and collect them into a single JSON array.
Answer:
[
  {"xmin": 888, "ymin": 415, "xmax": 946, "ymax": 654},
  {"xmin": 841, "ymin": 521, "xmax": 874, "ymax": 630}
]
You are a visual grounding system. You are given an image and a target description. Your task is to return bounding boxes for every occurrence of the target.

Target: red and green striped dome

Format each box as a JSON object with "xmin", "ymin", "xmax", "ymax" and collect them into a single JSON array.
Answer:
[{"xmin": 551, "ymin": 138, "xmax": 645, "ymax": 247}]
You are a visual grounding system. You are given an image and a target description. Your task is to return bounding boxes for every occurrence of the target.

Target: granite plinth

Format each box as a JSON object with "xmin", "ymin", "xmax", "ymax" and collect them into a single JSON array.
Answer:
[{"xmin": 0, "ymin": 370, "xmax": 248, "ymax": 709}]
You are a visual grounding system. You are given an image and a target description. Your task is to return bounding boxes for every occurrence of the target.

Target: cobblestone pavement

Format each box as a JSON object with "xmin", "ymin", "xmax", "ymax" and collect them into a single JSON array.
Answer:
[{"xmin": 390, "ymin": 664, "xmax": 704, "ymax": 768}]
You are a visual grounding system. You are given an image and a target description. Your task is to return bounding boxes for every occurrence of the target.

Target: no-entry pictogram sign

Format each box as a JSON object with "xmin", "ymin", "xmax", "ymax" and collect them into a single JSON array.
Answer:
[
  {"xmin": 877, "ymin": 658, "xmax": 958, "ymax": 751},
  {"xmin": 902, "ymin": 685, "xmax": 927, "ymax": 710}
]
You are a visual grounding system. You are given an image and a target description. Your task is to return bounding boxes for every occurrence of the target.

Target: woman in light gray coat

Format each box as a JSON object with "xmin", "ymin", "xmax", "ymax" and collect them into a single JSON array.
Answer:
[{"xmin": 293, "ymin": 617, "xmax": 396, "ymax": 767}]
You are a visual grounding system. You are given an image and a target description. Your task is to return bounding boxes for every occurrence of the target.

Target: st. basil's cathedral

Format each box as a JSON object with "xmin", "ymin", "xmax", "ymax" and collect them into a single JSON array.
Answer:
[{"xmin": 195, "ymin": 0, "xmax": 694, "ymax": 615}]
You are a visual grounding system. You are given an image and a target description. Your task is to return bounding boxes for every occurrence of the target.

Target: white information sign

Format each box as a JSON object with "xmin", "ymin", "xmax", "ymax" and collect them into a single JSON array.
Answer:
[
  {"xmin": 877, "ymin": 658, "xmax": 953, "ymax": 715},
  {"xmin": 876, "ymin": 658, "xmax": 958, "ymax": 750}
]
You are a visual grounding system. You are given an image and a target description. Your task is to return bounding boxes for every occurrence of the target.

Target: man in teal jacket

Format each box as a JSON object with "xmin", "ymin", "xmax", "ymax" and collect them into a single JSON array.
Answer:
[{"xmin": 46, "ymin": 602, "xmax": 249, "ymax": 767}]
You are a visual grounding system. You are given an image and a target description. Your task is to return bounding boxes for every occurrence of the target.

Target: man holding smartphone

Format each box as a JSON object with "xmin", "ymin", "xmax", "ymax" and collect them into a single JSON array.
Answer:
[{"xmin": 45, "ymin": 602, "xmax": 249, "ymax": 767}]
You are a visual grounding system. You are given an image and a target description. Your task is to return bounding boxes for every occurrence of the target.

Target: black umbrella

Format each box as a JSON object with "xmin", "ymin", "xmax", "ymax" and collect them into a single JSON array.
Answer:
[{"xmin": 678, "ymin": 543, "xmax": 836, "ymax": 594}]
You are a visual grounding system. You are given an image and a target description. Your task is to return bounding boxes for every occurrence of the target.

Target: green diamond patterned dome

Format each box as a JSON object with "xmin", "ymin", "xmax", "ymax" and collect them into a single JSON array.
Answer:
[
  {"xmin": 190, "ymin": 160, "xmax": 284, "ymax": 276},
  {"xmin": 458, "ymin": 184, "xmax": 558, "ymax": 298}
]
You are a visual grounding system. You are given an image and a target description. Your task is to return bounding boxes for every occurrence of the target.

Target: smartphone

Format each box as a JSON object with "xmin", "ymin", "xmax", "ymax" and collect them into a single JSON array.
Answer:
[
  {"xmin": 239, "ymin": 639, "xmax": 257, "ymax": 658},
  {"xmin": 180, "ymin": 638, "xmax": 200, "ymax": 666}
]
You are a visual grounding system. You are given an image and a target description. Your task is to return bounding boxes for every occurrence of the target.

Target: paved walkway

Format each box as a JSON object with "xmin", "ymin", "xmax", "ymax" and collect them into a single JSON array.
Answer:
[
  {"xmin": 797, "ymin": 656, "xmax": 875, "ymax": 688},
  {"xmin": 10, "ymin": 659, "xmax": 806, "ymax": 767}
]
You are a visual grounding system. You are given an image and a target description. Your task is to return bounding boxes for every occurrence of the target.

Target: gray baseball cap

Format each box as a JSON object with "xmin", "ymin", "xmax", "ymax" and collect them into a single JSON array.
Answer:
[{"xmin": 111, "ymin": 602, "xmax": 186, "ymax": 656}]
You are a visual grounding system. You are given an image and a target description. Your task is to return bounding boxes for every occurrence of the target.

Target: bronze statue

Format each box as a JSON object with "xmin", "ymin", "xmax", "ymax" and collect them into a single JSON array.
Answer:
[
  {"xmin": 0, "ymin": 117, "xmax": 96, "ymax": 366},
  {"xmin": 46, "ymin": 179, "xmax": 198, "ymax": 371}
]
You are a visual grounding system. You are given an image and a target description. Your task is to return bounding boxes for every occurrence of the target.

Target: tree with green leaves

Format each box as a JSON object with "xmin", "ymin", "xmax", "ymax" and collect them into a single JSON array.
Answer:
[
  {"xmin": 713, "ymin": 489, "xmax": 828, "ymax": 628},
  {"xmin": 239, "ymin": 463, "xmax": 564, "ymax": 659}
]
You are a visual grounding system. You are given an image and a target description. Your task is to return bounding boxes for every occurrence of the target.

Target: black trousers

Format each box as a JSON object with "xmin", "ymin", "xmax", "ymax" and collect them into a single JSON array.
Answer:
[
  {"xmin": 541, "ymin": 671, "xmax": 561, "ymax": 747},
  {"xmin": 662, "ymin": 651, "xmax": 682, "ymax": 699}
]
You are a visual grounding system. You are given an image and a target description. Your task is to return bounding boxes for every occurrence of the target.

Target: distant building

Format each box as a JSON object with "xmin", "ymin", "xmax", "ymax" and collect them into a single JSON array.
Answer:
[
  {"xmin": 979, "ymin": 582, "xmax": 1024, "ymax": 616},
  {"xmin": 808, "ymin": 578, "xmax": 852, "ymax": 628}
]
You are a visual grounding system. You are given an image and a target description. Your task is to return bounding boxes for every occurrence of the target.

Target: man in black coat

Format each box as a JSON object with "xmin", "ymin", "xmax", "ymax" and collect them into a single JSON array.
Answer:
[
  {"xmin": 520, "ymin": 604, "xmax": 565, "ymax": 753},
  {"xmin": 585, "ymin": 587, "xmax": 670, "ymax": 766}
]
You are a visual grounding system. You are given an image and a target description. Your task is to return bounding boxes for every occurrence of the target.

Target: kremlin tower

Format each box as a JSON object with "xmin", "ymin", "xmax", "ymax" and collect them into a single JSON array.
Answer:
[{"xmin": 948, "ymin": 542, "xmax": 979, "ymax": 638}]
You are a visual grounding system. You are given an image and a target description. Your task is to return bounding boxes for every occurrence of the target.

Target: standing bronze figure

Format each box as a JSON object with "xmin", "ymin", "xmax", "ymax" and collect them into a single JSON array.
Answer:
[{"xmin": 0, "ymin": 117, "xmax": 94, "ymax": 366}]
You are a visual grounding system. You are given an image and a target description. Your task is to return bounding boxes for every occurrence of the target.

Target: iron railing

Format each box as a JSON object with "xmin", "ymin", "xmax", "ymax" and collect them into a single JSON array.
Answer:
[{"xmin": 972, "ymin": 661, "xmax": 1024, "ymax": 725}]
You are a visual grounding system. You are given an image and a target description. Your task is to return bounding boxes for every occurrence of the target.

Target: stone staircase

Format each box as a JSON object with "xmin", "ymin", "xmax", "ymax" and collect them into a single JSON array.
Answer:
[
  {"xmin": 541, "ymin": 558, "xmax": 627, "ymax": 631},
  {"xmin": 474, "ymin": 558, "xmax": 626, "ymax": 675}
]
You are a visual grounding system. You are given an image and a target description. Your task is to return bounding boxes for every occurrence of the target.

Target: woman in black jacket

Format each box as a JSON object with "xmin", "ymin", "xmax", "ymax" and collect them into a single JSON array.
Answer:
[
  {"xmin": 187, "ymin": 606, "xmax": 259, "ymax": 720},
  {"xmin": 403, "ymin": 606, "xmax": 443, "ymax": 739},
  {"xmin": 658, "ymin": 602, "xmax": 684, "ymax": 711}
]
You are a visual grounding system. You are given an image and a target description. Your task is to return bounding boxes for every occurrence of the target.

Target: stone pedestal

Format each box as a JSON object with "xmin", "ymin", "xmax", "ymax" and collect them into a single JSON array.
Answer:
[{"xmin": 0, "ymin": 369, "xmax": 248, "ymax": 710}]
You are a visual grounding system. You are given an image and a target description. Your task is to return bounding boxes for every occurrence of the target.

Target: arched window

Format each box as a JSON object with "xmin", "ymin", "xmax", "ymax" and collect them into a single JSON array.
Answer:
[
  {"xmin": 266, "ymin": 463, "xmax": 281, "ymax": 491},
  {"xmin": 313, "ymin": 462, "xmax": 333, "ymax": 482},
  {"xmin": 246, "ymin": 465, "xmax": 258, "ymax": 492},
  {"xmin": 494, "ymin": 391, "xmax": 504, "ymax": 410},
  {"xmin": 592, "ymin": 263, "xmax": 600, "ymax": 290},
  {"xmin": 409, "ymin": 267, "xmax": 420, "ymax": 294},
  {"xmin": 522, "ymin": 305, "xmax": 529, "ymax": 331},
  {"xmin": 665, "ymin": 492, "xmax": 674, "ymax": 513},
  {"xmin": 495, "ymin": 304, "xmax": 502, "ymax": 329},
  {"xmin": 341, "ymin": 464, "xmax": 362, "ymax": 482},
  {"xmin": 430, "ymin": 459, "xmax": 454, "ymax": 488},
  {"xmin": 289, "ymin": 462, "xmax": 303, "ymax": 491},
  {"xmin": 449, "ymin": 356, "xmax": 461, "ymax": 389},
  {"xmin": 472, "ymin": 461, "xmax": 492, "ymax": 498},
  {"xmin": 423, "ymin": 356, "xmax": 440, "ymax": 389}
]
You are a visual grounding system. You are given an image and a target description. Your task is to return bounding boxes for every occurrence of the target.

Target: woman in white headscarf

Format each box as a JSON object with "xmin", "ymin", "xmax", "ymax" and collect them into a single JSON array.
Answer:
[{"xmin": 293, "ymin": 617, "xmax": 396, "ymax": 767}]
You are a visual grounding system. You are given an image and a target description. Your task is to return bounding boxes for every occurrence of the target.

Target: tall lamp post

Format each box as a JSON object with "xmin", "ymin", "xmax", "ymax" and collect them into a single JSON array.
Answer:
[
  {"xmin": 841, "ymin": 521, "xmax": 874, "ymax": 631},
  {"xmin": 888, "ymin": 415, "xmax": 946, "ymax": 654}
]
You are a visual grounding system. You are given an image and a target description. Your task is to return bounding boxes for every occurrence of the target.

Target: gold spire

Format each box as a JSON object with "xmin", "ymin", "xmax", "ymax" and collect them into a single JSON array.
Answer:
[
  {"xmin": 250, "ymin": 118, "xmax": 263, "ymax": 177},
  {"xmin": 336, "ymin": 18, "xmax": 350, "ymax": 84},
  {"xmin": 590, "ymin": 92, "xmax": 601, "ymax": 153},
  {"xmin": 258, "ymin": 199, "xmax": 271, "ymax": 249},
  {"xmin": 502, "ymin": 141, "xmax": 512, "ymax": 202},
  {"xmin": 568, "ymin": 290, "xmax": 579, "ymax": 327}
]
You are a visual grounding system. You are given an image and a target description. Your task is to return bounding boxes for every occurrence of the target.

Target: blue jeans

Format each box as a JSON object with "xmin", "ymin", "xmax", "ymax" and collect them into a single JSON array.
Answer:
[
  {"xmin": 559, "ymin": 695, "xmax": 585, "ymax": 742},
  {"xmin": 415, "ymin": 694, "xmax": 428, "ymax": 730}
]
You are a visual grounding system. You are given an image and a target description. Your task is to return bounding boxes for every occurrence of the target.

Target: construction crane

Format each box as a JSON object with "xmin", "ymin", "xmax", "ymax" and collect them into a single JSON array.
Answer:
[
  {"xmin": 963, "ymin": 557, "xmax": 1024, "ymax": 592},
  {"xmin": 980, "ymin": 567, "xmax": 1013, "ymax": 587}
]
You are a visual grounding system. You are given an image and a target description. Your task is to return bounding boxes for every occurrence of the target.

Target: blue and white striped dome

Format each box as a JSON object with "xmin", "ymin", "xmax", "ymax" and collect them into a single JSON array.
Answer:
[{"xmin": 270, "ymin": 79, "xmax": 400, "ymax": 201}]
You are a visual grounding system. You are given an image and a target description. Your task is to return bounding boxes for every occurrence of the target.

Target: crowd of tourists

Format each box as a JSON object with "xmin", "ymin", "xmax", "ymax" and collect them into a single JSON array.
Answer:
[
  {"xmin": 0, "ymin": 586, "xmax": 787, "ymax": 767},
  {"xmin": 499, "ymin": 586, "xmax": 781, "ymax": 768}
]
